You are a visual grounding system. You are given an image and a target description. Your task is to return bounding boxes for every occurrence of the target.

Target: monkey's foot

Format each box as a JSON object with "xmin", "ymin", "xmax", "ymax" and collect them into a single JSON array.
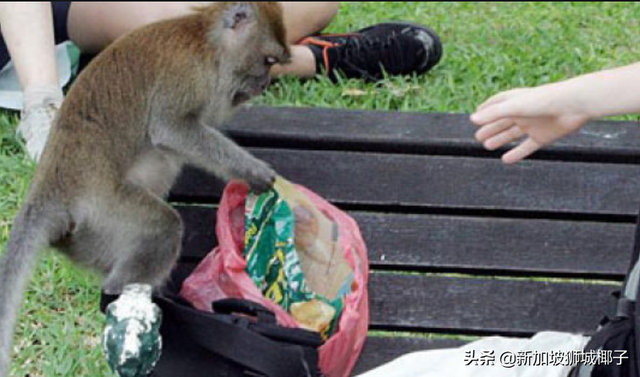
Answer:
[{"xmin": 103, "ymin": 284, "xmax": 163, "ymax": 377}]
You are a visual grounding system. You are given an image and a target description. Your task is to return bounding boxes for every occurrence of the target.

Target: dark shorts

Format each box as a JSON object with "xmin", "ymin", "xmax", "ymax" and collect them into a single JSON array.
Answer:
[{"xmin": 0, "ymin": 2, "xmax": 72, "ymax": 69}]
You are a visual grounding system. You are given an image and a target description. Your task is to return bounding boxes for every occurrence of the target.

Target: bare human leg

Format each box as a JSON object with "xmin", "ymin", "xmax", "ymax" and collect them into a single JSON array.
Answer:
[{"xmin": 67, "ymin": 2, "xmax": 341, "ymax": 78}]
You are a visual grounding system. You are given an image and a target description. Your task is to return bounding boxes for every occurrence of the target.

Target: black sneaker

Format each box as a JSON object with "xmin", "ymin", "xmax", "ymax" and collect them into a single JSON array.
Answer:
[{"xmin": 300, "ymin": 22, "xmax": 443, "ymax": 82}]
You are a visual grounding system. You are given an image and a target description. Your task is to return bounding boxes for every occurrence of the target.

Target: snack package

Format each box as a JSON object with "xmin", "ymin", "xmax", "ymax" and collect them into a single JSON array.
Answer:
[
  {"xmin": 181, "ymin": 179, "xmax": 370, "ymax": 377},
  {"xmin": 243, "ymin": 179, "xmax": 354, "ymax": 338}
]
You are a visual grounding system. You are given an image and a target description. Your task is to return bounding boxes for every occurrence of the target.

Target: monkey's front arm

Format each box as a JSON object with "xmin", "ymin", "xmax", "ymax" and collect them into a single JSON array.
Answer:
[{"xmin": 153, "ymin": 121, "xmax": 276, "ymax": 192}]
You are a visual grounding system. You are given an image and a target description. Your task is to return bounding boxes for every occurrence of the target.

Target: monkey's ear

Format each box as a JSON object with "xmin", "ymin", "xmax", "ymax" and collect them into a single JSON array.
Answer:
[{"xmin": 222, "ymin": 3, "xmax": 254, "ymax": 31}]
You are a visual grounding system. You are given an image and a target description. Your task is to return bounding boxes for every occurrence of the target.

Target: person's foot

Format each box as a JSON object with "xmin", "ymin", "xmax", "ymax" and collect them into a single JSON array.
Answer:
[
  {"xmin": 300, "ymin": 22, "xmax": 443, "ymax": 82},
  {"xmin": 17, "ymin": 101, "xmax": 59, "ymax": 161},
  {"xmin": 17, "ymin": 85, "xmax": 63, "ymax": 161}
]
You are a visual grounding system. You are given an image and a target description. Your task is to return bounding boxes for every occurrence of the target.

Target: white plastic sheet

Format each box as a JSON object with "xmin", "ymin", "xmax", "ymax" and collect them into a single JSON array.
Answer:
[
  {"xmin": 0, "ymin": 41, "xmax": 74, "ymax": 110},
  {"xmin": 357, "ymin": 332, "xmax": 589, "ymax": 377}
]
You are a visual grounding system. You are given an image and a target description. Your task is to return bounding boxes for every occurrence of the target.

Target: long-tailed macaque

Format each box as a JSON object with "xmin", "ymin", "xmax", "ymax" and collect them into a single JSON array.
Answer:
[{"xmin": 0, "ymin": 3, "xmax": 290, "ymax": 375}]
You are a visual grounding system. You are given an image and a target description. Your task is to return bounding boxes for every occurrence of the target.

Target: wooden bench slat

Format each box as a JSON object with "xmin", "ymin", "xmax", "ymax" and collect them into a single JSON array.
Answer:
[
  {"xmin": 171, "ymin": 150, "xmax": 640, "ymax": 217},
  {"xmin": 178, "ymin": 206, "xmax": 218, "ymax": 260},
  {"xmin": 354, "ymin": 336, "xmax": 466, "ymax": 375},
  {"xmin": 369, "ymin": 273, "xmax": 617, "ymax": 336},
  {"xmin": 176, "ymin": 207, "xmax": 633, "ymax": 278},
  {"xmin": 224, "ymin": 107, "xmax": 640, "ymax": 161},
  {"xmin": 358, "ymin": 212, "xmax": 633, "ymax": 278}
]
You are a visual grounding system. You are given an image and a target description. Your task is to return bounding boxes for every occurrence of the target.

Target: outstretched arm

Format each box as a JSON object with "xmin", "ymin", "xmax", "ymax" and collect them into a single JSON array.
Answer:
[{"xmin": 471, "ymin": 62, "xmax": 640, "ymax": 164}]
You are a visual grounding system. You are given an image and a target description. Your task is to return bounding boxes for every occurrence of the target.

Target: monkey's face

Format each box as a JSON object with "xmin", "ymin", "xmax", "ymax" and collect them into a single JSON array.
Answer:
[{"xmin": 213, "ymin": 2, "xmax": 291, "ymax": 106}]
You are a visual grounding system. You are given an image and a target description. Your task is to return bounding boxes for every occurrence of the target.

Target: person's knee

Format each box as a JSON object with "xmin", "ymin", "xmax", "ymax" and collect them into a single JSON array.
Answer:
[
  {"xmin": 285, "ymin": 2, "xmax": 341, "ymax": 43},
  {"xmin": 109, "ymin": 3, "xmax": 200, "ymax": 39},
  {"xmin": 120, "ymin": 3, "xmax": 341, "ymax": 45},
  {"xmin": 131, "ymin": 4, "xmax": 192, "ymax": 30},
  {"xmin": 73, "ymin": 3, "xmax": 187, "ymax": 49},
  {"xmin": 313, "ymin": 2, "xmax": 340, "ymax": 32}
]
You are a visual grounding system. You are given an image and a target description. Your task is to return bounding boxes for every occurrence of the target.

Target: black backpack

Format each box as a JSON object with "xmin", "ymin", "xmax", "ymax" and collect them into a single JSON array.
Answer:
[
  {"xmin": 570, "ymin": 215, "xmax": 640, "ymax": 377},
  {"xmin": 101, "ymin": 268, "xmax": 324, "ymax": 377}
]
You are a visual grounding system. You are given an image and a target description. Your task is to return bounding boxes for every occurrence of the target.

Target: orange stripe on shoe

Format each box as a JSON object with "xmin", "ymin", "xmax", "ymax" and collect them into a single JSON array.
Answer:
[
  {"xmin": 298, "ymin": 37, "xmax": 337, "ymax": 48},
  {"xmin": 323, "ymin": 46, "xmax": 331, "ymax": 73},
  {"xmin": 317, "ymin": 33, "xmax": 358, "ymax": 39}
]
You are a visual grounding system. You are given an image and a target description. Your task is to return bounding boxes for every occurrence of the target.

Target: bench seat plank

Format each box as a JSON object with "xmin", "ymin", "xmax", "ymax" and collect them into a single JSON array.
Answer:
[
  {"xmin": 169, "ymin": 259, "xmax": 618, "ymax": 338},
  {"xmin": 172, "ymin": 149, "xmax": 640, "ymax": 217},
  {"xmin": 354, "ymin": 336, "xmax": 466, "ymax": 375},
  {"xmin": 177, "ymin": 207, "xmax": 633, "ymax": 278},
  {"xmin": 369, "ymin": 273, "xmax": 617, "ymax": 336},
  {"xmin": 224, "ymin": 107, "xmax": 640, "ymax": 162}
]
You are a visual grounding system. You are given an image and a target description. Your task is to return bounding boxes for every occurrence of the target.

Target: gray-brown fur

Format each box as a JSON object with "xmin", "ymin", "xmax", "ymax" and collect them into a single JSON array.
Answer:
[{"xmin": 0, "ymin": 3, "xmax": 290, "ymax": 375}]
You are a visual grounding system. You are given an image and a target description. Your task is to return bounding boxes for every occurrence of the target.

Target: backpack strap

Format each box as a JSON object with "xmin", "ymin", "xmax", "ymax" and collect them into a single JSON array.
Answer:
[
  {"xmin": 635, "ymin": 212, "xmax": 640, "ymax": 376},
  {"xmin": 213, "ymin": 298, "xmax": 278, "ymax": 324},
  {"xmin": 623, "ymin": 208, "xmax": 640, "ymax": 368},
  {"xmin": 569, "ymin": 210, "xmax": 640, "ymax": 377},
  {"xmin": 156, "ymin": 296, "xmax": 320, "ymax": 377},
  {"xmin": 213, "ymin": 299, "xmax": 324, "ymax": 348},
  {"xmin": 614, "ymin": 208, "xmax": 640, "ymax": 318}
]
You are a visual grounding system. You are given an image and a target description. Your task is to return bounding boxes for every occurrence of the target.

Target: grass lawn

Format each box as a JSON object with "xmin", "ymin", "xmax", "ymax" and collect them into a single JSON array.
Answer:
[{"xmin": 1, "ymin": 2, "xmax": 639, "ymax": 376}]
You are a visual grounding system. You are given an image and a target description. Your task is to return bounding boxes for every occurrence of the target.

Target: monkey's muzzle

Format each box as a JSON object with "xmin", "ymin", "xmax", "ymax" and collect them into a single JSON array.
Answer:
[
  {"xmin": 233, "ymin": 75, "xmax": 271, "ymax": 106},
  {"xmin": 253, "ymin": 75, "xmax": 271, "ymax": 95}
]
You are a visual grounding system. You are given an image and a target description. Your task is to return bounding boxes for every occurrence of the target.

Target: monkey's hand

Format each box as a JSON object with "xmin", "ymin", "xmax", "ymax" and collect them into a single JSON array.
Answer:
[
  {"xmin": 17, "ymin": 85, "xmax": 64, "ymax": 161},
  {"xmin": 239, "ymin": 157, "xmax": 277, "ymax": 193}
]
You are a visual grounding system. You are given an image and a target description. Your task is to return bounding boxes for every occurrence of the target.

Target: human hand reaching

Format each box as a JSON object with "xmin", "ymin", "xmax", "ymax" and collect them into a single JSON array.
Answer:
[
  {"xmin": 470, "ymin": 85, "xmax": 589, "ymax": 164},
  {"xmin": 471, "ymin": 62, "xmax": 640, "ymax": 164}
]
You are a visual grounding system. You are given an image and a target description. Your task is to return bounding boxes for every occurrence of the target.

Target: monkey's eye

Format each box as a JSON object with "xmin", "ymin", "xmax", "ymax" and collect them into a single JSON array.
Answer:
[{"xmin": 265, "ymin": 56, "xmax": 278, "ymax": 66}]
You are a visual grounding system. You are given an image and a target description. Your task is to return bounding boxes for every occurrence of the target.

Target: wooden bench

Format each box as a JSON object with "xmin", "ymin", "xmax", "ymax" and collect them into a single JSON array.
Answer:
[{"xmin": 168, "ymin": 106, "xmax": 639, "ymax": 375}]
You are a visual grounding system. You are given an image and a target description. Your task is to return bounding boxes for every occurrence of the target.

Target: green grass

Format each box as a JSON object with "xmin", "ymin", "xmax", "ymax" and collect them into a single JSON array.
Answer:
[
  {"xmin": 1, "ymin": 2, "xmax": 639, "ymax": 376},
  {"xmin": 260, "ymin": 2, "xmax": 640, "ymax": 120}
]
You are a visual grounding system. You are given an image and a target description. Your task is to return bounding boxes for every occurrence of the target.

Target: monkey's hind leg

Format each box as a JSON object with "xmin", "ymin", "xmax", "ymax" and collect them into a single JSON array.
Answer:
[{"xmin": 101, "ymin": 184, "xmax": 183, "ymax": 295}]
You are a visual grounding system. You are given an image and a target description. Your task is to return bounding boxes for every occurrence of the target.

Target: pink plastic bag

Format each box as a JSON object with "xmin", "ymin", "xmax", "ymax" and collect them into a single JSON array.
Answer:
[{"xmin": 180, "ymin": 181, "xmax": 370, "ymax": 377}]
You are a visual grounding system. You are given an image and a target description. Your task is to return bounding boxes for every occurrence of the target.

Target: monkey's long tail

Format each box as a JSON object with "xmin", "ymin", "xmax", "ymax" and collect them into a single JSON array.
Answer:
[{"xmin": 0, "ymin": 203, "xmax": 60, "ymax": 377}]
